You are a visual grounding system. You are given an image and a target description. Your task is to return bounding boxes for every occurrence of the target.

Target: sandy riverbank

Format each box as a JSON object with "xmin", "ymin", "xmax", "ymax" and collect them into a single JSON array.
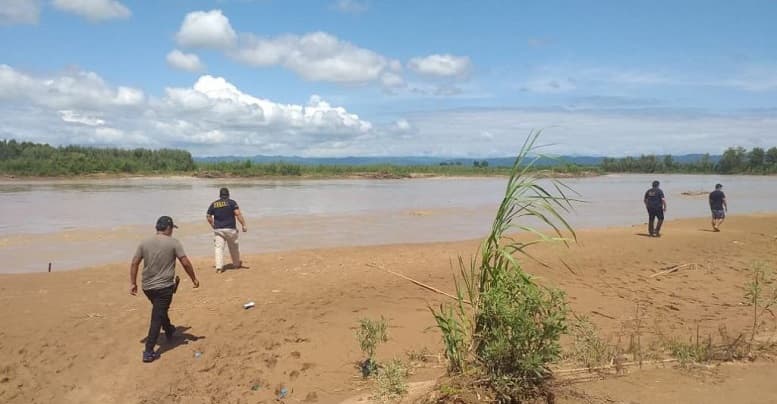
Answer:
[{"xmin": 1, "ymin": 214, "xmax": 777, "ymax": 403}]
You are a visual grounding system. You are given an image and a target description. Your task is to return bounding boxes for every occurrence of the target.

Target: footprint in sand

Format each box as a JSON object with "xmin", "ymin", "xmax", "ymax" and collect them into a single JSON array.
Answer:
[
  {"xmin": 264, "ymin": 341, "xmax": 281, "ymax": 351},
  {"xmin": 263, "ymin": 353, "xmax": 279, "ymax": 369}
]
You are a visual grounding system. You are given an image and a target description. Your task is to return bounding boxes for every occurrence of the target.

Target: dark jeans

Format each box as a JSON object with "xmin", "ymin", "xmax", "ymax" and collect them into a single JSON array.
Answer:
[
  {"xmin": 143, "ymin": 285, "xmax": 175, "ymax": 353},
  {"xmin": 647, "ymin": 207, "xmax": 664, "ymax": 235}
]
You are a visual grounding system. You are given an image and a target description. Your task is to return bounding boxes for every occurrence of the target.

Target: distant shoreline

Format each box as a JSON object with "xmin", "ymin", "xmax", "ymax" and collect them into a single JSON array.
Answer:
[{"xmin": 0, "ymin": 169, "xmax": 603, "ymax": 181}]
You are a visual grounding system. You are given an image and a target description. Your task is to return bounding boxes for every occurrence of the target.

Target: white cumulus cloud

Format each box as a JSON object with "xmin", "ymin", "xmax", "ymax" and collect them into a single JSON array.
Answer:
[
  {"xmin": 172, "ymin": 10, "xmax": 479, "ymax": 95},
  {"xmin": 233, "ymin": 32, "xmax": 388, "ymax": 84},
  {"xmin": 166, "ymin": 50, "xmax": 206, "ymax": 72},
  {"xmin": 408, "ymin": 54, "xmax": 472, "ymax": 78},
  {"xmin": 0, "ymin": 0, "xmax": 40, "ymax": 25},
  {"xmin": 176, "ymin": 9, "xmax": 237, "ymax": 49},
  {"xmin": 0, "ymin": 65, "xmax": 375, "ymax": 155},
  {"xmin": 52, "ymin": 0, "xmax": 131, "ymax": 22},
  {"xmin": 0, "ymin": 64, "xmax": 145, "ymax": 108},
  {"xmin": 59, "ymin": 110, "xmax": 105, "ymax": 126}
]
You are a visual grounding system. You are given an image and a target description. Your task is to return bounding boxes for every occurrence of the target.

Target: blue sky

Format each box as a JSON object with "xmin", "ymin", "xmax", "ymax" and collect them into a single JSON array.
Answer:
[{"xmin": 1, "ymin": 0, "xmax": 776, "ymax": 156}]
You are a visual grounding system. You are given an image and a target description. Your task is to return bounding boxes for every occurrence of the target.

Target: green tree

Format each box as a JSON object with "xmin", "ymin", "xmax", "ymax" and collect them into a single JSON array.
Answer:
[
  {"xmin": 663, "ymin": 155, "xmax": 675, "ymax": 172},
  {"xmin": 749, "ymin": 147, "xmax": 765, "ymax": 170},
  {"xmin": 717, "ymin": 147, "xmax": 746, "ymax": 173},
  {"xmin": 766, "ymin": 147, "xmax": 777, "ymax": 166},
  {"xmin": 697, "ymin": 153, "xmax": 713, "ymax": 172}
]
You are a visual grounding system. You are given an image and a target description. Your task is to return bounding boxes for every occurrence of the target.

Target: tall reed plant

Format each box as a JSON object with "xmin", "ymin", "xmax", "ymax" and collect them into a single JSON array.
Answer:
[{"xmin": 430, "ymin": 131, "xmax": 577, "ymax": 400}]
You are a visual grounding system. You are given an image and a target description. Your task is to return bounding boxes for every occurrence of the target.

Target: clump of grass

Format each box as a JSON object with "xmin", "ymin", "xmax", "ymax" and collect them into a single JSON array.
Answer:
[
  {"xmin": 438, "ymin": 383, "xmax": 462, "ymax": 396},
  {"xmin": 569, "ymin": 315, "xmax": 614, "ymax": 369},
  {"xmin": 667, "ymin": 336, "xmax": 712, "ymax": 366},
  {"xmin": 356, "ymin": 317, "xmax": 389, "ymax": 377},
  {"xmin": 430, "ymin": 301, "xmax": 468, "ymax": 373},
  {"xmin": 717, "ymin": 325, "xmax": 747, "ymax": 361},
  {"xmin": 744, "ymin": 262, "xmax": 777, "ymax": 351},
  {"xmin": 405, "ymin": 347, "xmax": 433, "ymax": 363},
  {"xmin": 371, "ymin": 359, "xmax": 409, "ymax": 403},
  {"xmin": 430, "ymin": 131, "xmax": 578, "ymax": 401},
  {"xmin": 624, "ymin": 302, "xmax": 646, "ymax": 367}
]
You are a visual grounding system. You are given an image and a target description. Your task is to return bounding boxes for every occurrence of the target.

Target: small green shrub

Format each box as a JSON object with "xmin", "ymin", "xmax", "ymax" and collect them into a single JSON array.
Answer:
[
  {"xmin": 372, "ymin": 359, "xmax": 409, "ymax": 403},
  {"xmin": 667, "ymin": 336, "xmax": 712, "ymax": 366},
  {"xmin": 478, "ymin": 268, "xmax": 568, "ymax": 395},
  {"xmin": 569, "ymin": 315, "xmax": 614, "ymax": 369},
  {"xmin": 356, "ymin": 317, "xmax": 389, "ymax": 377}
]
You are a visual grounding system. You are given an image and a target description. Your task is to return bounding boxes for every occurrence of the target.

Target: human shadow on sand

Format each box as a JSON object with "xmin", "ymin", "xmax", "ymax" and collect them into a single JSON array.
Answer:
[
  {"xmin": 698, "ymin": 228, "xmax": 719, "ymax": 233},
  {"xmin": 140, "ymin": 326, "xmax": 205, "ymax": 355},
  {"xmin": 635, "ymin": 233, "xmax": 654, "ymax": 237},
  {"xmin": 214, "ymin": 263, "xmax": 250, "ymax": 272}
]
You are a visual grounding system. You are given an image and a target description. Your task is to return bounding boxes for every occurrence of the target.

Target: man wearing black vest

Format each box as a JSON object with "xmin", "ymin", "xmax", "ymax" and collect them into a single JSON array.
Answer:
[
  {"xmin": 643, "ymin": 180, "xmax": 667, "ymax": 237},
  {"xmin": 207, "ymin": 187, "xmax": 247, "ymax": 273}
]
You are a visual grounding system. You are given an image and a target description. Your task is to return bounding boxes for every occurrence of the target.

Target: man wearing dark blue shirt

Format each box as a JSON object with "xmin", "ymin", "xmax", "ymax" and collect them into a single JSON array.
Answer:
[
  {"xmin": 206, "ymin": 187, "xmax": 247, "ymax": 273},
  {"xmin": 709, "ymin": 183, "xmax": 727, "ymax": 232},
  {"xmin": 643, "ymin": 180, "xmax": 666, "ymax": 237}
]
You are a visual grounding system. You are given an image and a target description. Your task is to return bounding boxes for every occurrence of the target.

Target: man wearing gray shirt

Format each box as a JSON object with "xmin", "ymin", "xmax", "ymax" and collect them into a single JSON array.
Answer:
[{"xmin": 130, "ymin": 216, "xmax": 199, "ymax": 363}]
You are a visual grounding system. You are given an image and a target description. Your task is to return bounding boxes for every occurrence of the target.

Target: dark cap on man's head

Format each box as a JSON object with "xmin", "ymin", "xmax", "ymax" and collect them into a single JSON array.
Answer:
[
  {"xmin": 715, "ymin": 183, "xmax": 723, "ymax": 189},
  {"xmin": 156, "ymin": 216, "xmax": 178, "ymax": 231},
  {"xmin": 652, "ymin": 180, "xmax": 660, "ymax": 187},
  {"xmin": 219, "ymin": 187, "xmax": 229, "ymax": 198}
]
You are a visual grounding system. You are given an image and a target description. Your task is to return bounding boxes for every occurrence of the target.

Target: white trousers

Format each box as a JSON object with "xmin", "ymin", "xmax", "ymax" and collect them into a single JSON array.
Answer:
[{"xmin": 214, "ymin": 228, "xmax": 240, "ymax": 269}]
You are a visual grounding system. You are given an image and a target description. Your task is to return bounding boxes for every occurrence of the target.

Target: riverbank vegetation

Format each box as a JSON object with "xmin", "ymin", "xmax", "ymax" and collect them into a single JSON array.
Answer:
[
  {"xmin": 601, "ymin": 146, "xmax": 777, "ymax": 174},
  {"xmin": 2, "ymin": 139, "xmax": 776, "ymax": 178},
  {"xmin": 194, "ymin": 160, "xmax": 596, "ymax": 178},
  {"xmin": 0, "ymin": 139, "xmax": 595, "ymax": 178},
  {"xmin": 0, "ymin": 140, "xmax": 195, "ymax": 176}
]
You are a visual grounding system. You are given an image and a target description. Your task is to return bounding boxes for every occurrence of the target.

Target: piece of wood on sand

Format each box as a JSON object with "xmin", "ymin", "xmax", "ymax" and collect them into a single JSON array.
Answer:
[
  {"xmin": 366, "ymin": 262, "xmax": 472, "ymax": 305},
  {"xmin": 650, "ymin": 263, "xmax": 703, "ymax": 278}
]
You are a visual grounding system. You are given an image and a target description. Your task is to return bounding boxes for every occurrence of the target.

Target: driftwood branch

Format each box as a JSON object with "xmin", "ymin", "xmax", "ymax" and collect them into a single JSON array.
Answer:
[
  {"xmin": 554, "ymin": 358, "xmax": 678, "ymax": 374},
  {"xmin": 650, "ymin": 263, "xmax": 704, "ymax": 278},
  {"xmin": 590, "ymin": 310, "xmax": 617, "ymax": 320},
  {"xmin": 366, "ymin": 262, "xmax": 472, "ymax": 305}
]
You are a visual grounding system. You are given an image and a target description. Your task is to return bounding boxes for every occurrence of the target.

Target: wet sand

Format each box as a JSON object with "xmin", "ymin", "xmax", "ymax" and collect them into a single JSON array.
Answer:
[{"xmin": 1, "ymin": 214, "xmax": 777, "ymax": 403}]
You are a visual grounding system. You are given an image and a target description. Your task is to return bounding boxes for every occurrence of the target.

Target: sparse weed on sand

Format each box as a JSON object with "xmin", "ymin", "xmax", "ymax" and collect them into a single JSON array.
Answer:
[
  {"xmin": 371, "ymin": 359, "xmax": 410, "ymax": 403},
  {"xmin": 405, "ymin": 347, "xmax": 434, "ymax": 363},
  {"xmin": 666, "ymin": 331, "xmax": 712, "ymax": 366},
  {"xmin": 744, "ymin": 262, "xmax": 777, "ymax": 352},
  {"xmin": 568, "ymin": 314, "xmax": 615, "ymax": 370},
  {"xmin": 356, "ymin": 317, "xmax": 389, "ymax": 377}
]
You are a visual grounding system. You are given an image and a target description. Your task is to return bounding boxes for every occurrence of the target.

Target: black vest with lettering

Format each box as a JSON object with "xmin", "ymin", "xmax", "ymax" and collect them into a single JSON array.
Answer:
[{"xmin": 208, "ymin": 198, "xmax": 238, "ymax": 229}]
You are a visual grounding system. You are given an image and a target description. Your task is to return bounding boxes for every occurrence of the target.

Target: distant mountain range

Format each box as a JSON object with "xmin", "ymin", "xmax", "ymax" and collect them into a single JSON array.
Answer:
[{"xmin": 195, "ymin": 154, "xmax": 721, "ymax": 167}]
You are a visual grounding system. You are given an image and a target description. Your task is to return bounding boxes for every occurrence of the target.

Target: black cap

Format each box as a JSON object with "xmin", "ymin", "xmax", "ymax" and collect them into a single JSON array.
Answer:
[
  {"xmin": 652, "ymin": 180, "xmax": 660, "ymax": 187},
  {"xmin": 219, "ymin": 187, "xmax": 229, "ymax": 198},
  {"xmin": 156, "ymin": 216, "xmax": 178, "ymax": 231},
  {"xmin": 715, "ymin": 183, "xmax": 723, "ymax": 189}
]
